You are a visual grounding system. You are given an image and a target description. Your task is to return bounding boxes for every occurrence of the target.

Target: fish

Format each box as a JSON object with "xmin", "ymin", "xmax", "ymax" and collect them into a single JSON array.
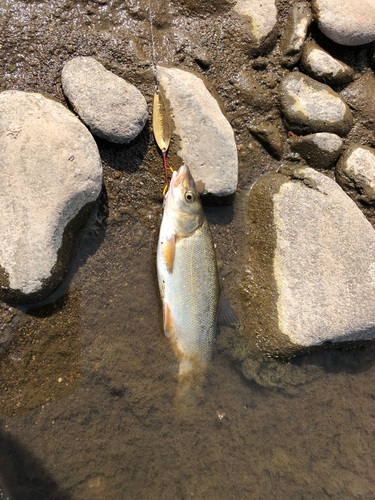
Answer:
[{"xmin": 157, "ymin": 164, "xmax": 221, "ymax": 382}]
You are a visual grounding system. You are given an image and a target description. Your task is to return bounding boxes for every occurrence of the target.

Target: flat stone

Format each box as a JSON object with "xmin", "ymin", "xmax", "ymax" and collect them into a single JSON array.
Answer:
[
  {"xmin": 233, "ymin": 0, "xmax": 278, "ymax": 44},
  {"xmin": 300, "ymin": 41, "xmax": 355, "ymax": 85},
  {"xmin": 279, "ymin": 72, "xmax": 353, "ymax": 136},
  {"xmin": 290, "ymin": 132, "xmax": 344, "ymax": 169},
  {"xmin": 279, "ymin": 0, "xmax": 313, "ymax": 66},
  {"xmin": 0, "ymin": 91, "xmax": 102, "ymax": 305},
  {"xmin": 336, "ymin": 144, "xmax": 375, "ymax": 211},
  {"xmin": 242, "ymin": 166, "xmax": 375, "ymax": 358},
  {"xmin": 157, "ymin": 66, "xmax": 238, "ymax": 199},
  {"xmin": 62, "ymin": 57, "xmax": 148, "ymax": 144},
  {"xmin": 311, "ymin": 0, "xmax": 375, "ymax": 46}
]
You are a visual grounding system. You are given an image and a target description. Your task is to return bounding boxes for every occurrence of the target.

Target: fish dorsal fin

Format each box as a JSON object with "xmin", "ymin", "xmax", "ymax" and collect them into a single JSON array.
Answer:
[
  {"xmin": 163, "ymin": 301, "xmax": 175, "ymax": 338},
  {"xmin": 217, "ymin": 296, "xmax": 239, "ymax": 327},
  {"xmin": 162, "ymin": 233, "xmax": 177, "ymax": 273}
]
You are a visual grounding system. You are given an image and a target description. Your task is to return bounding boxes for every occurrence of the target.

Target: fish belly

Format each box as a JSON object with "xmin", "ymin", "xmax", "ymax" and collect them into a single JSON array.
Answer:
[{"xmin": 157, "ymin": 219, "xmax": 220, "ymax": 375}]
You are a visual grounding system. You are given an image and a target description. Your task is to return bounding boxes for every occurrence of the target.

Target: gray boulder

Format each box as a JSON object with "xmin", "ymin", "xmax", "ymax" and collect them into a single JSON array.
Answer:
[
  {"xmin": 300, "ymin": 41, "xmax": 355, "ymax": 85},
  {"xmin": 311, "ymin": 0, "xmax": 375, "ymax": 46},
  {"xmin": 0, "ymin": 91, "xmax": 102, "ymax": 304},
  {"xmin": 157, "ymin": 66, "xmax": 238, "ymax": 199},
  {"xmin": 279, "ymin": 72, "xmax": 353, "ymax": 136},
  {"xmin": 290, "ymin": 132, "xmax": 343, "ymax": 169},
  {"xmin": 279, "ymin": 0, "xmax": 313, "ymax": 66},
  {"xmin": 62, "ymin": 57, "xmax": 148, "ymax": 144},
  {"xmin": 243, "ymin": 166, "xmax": 375, "ymax": 358}
]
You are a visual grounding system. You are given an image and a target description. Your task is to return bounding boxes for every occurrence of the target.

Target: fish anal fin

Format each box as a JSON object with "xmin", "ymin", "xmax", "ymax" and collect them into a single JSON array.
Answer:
[
  {"xmin": 162, "ymin": 234, "xmax": 176, "ymax": 273},
  {"xmin": 217, "ymin": 296, "xmax": 239, "ymax": 328},
  {"xmin": 163, "ymin": 301, "xmax": 175, "ymax": 338}
]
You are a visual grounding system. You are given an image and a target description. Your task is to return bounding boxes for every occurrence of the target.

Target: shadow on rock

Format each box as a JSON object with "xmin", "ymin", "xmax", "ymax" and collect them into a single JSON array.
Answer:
[
  {"xmin": 0, "ymin": 426, "xmax": 71, "ymax": 500},
  {"xmin": 96, "ymin": 122, "xmax": 150, "ymax": 174}
]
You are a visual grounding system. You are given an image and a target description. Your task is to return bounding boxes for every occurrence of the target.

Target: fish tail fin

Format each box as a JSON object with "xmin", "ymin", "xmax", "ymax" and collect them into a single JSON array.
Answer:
[{"xmin": 175, "ymin": 362, "xmax": 206, "ymax": 407}]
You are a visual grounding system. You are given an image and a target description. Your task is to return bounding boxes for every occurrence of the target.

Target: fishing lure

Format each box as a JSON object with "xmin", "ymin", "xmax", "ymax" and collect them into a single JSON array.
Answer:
[{"xmin": 149, "ymin": 2, "xmax": 173, "ymax": 197}]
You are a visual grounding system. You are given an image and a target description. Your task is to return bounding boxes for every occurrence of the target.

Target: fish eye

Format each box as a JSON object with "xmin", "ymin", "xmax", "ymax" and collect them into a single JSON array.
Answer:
[{"xmin": 185, "ymin": 191, "xmax": 195, "ymax": 203}]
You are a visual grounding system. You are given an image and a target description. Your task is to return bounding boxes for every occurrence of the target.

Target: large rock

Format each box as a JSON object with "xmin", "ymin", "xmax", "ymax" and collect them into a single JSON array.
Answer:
[
  {"xmin": 279, "ymin": 72, "xmax": 353, "ymax": 136},
  {"xmin": 300, "ymin": 41, "xmax": 355, "ymax": 85},
  {"xmin": 311, "ymin": 0, "xmax": 375, "ymax": 46},
  {"xmin": 62, "ymin": 57, "xmax": 148, "ymax": 144},
  {"xmin": 157, "ymin": 66, "xmax": 238, "ymax": 199},
  {"xmin": 279, "ymin": 0, "xmax": 313, "ymax": 67},
  {"xmin": 290, "ymin": 132, "xmax": 344, "ymax": 169},
  {"xmin": 242, "ymin": 166, "xmax": 375, "ymax": 358},
  {"xmin": 0, "ymin": 91, "xmax": 102, "ymax": 305},
  {"xmin": 335, "ymin": 145, "xmax": 375, "ymax": 223}
]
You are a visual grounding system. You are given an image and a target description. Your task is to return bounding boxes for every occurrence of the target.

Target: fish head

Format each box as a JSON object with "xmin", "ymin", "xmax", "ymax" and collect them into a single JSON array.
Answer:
[{"xmin": 164, "ymin": 164, "xmax": 204, "ymax": 237}]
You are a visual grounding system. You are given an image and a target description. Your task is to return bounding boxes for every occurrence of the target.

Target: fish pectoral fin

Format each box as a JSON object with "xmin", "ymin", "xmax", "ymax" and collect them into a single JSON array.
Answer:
[
  {"xmin": 217, "ymin": 296, "xmax": 239, "ymax": 329},
  {"xmin": 162, "ymin": 233, "xmax": 177, "ymax": 273},
  {"xmin": 163, "ymin": 301, "xmax": 175, "ymax": 338}
]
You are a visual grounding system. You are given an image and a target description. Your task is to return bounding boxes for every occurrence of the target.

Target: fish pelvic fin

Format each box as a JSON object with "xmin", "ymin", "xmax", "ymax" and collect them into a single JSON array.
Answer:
[
  {"xmin": 163, "ymin": 301, "xmax": 175, "ymax": 338},
  {"xmin": 162, "ymin": 234, "xmax": 177, "ymax": 273}
]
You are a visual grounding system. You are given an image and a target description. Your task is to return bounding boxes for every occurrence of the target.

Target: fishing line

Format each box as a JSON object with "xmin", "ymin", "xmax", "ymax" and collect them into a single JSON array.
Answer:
[
  {"xmin": 149, "ymin": 0, "xmax": 159, "ymax": 93},
  {"xmin": 149, "ymin": 1, "xmax": 173, "ymax": 199}
]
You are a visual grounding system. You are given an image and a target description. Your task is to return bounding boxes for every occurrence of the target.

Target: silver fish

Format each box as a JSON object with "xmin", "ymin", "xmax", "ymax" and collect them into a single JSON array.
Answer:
[{"xmin": 157, "ymin": 164, "xmax": 220, "ymax": 378}]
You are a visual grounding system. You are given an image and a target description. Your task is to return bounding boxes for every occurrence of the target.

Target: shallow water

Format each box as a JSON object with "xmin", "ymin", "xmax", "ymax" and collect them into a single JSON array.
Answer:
[{"xmin": 1, "ymin": 0, "xmax": 375, "ymax": 498}]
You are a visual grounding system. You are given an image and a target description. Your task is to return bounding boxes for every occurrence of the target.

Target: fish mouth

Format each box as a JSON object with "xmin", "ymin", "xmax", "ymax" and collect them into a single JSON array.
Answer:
[{"xmin": 172, "ymin": 164, "xmax": 191, "ymax": 188}]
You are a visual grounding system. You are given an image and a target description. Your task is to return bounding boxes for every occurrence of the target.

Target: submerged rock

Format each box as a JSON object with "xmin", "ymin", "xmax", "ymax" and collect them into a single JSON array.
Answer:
[
  {"xmin": 300, "ymin": 41, "xmax": 355, "ymax": 85},
  {"xmin": 243, "ymin": 167, "xmax": 375, "ymax": 358},
  {"xmin": 290, "ymin": 132, "xmax": 343, "ymax": 169},
  {"xmin": 336, "ymin": 144, "xmax": 375, "ymax": 212},
  {"xmin": 232, "ymin": 68, "xmax": 274, "ymax": 111},
  {"xmin": 173, "ymin": 30, "xmax": 211, "ymax": 68},
  {"xmin": 311, "ymin": 0, "xmax": 375, "ymax": 46},
  {"xmin": 157, "ymin": 65, "xmax": 238, "ymax": 199},
  {"xmin": 279, "ymin": 72, "xmax": 353, "ymax": 136},
  {"xmin": 279, "ymin": 0, "xmax": 313, "ymax": 66},
  {"xmin": 233, "ymin": 0, "xmax": 278, "ymax": 49},
  {"xmin": 248, "ymin": 123, "xmax": 284, "ymax": 159},
  {"xmin": 0, "ymin": 91, "xmax": 102, "ymax": 305},
  {"xmin": 62, "ymin": 57, "xmax": 148, "ymax": 144}
]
